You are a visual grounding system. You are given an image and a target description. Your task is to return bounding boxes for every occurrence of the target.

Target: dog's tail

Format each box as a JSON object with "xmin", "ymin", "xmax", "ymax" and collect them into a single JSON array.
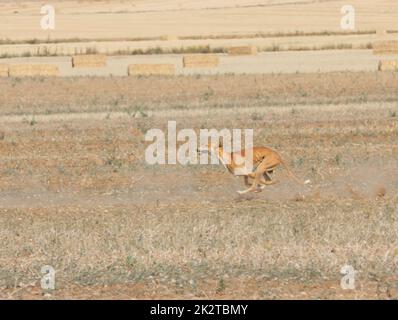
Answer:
[{"xmin": 280, "ymin": 160, "xmax": 311, "ymax": 185}]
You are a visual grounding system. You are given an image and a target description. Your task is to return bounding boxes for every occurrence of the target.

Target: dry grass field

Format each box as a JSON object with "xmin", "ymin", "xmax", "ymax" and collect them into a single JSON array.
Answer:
[
  {"xmin": 1, "ymin": 0, "xmax": 398, "ymax": 59},
  {"xmin": 1, "ymin": 0, "xmax": 397, "ymax": 40},
  {"xmin": 0, "ymin": 49, "xmax": 388, "ymax": 77},
  {"xmin": 0, "ymin": 72, "xmax": 397, "ymax": 299}
]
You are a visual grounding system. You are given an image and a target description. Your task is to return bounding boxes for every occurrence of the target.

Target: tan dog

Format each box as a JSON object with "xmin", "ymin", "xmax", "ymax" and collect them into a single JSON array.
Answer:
[{"xmin": 197, "ymin": 142, "xmax": 310, "ymax": 194}]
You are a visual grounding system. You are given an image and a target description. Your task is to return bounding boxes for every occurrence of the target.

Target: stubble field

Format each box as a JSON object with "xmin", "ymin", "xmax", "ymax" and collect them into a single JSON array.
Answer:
[{"xmin": 0, "ymin": 72, "xmax": 397, "ymax": 299}]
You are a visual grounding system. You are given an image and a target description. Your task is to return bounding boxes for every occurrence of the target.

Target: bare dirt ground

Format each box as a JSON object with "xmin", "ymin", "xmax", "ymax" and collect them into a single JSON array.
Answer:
[
  {"xmin": 0, "ymin": 72, "xmax": 397, "ymax": 299},
  {"xmin": 0, "ymin": 49, "xmax": 391, "ymax": 76}
]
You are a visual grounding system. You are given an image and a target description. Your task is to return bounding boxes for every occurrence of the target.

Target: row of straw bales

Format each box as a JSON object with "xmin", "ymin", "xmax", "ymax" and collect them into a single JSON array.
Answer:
[
  {"xmin": 127, "ymin": 53, "xmax": 220, "ymax": 75},
  {"xmin": 126, "ymin": 46, "xmax": 257, "ymax": 75},
  {"xmin": 0, "ymin": 54, "xmax": 108, "ymax": 77},
  {"xmin": 0, "ymin": 45, "xmax": 257, "ymax": 77},
  {"xmin": 127, "ymin": 54, "xmax": 219, "ymax": 76},
  {"xmin": 0, "ymin": 45, "xmax": 260, "ymax": 77}
]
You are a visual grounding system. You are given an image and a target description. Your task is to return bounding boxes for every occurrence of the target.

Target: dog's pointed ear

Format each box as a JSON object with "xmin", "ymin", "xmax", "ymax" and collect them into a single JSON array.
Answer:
[{"xmin": 218, "ymin": 140, "xmax": 223, "ymax": 147}]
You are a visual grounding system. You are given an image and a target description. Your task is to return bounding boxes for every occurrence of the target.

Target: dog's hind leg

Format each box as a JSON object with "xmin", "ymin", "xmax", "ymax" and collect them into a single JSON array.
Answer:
[
  {"xmin": 260, "ymin": 169, "xmax": 279, "ymax": 187},
  {"xmin": 251, "ymin": 170, "xmax": 277, "ymax": 190},
  {"xmin": 238, "ymin": 159, "xmax": 280, "ymax": 194},
  {"xmin": 238, "ymin": 167, "xmax": 266, "ymax": 194}
]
